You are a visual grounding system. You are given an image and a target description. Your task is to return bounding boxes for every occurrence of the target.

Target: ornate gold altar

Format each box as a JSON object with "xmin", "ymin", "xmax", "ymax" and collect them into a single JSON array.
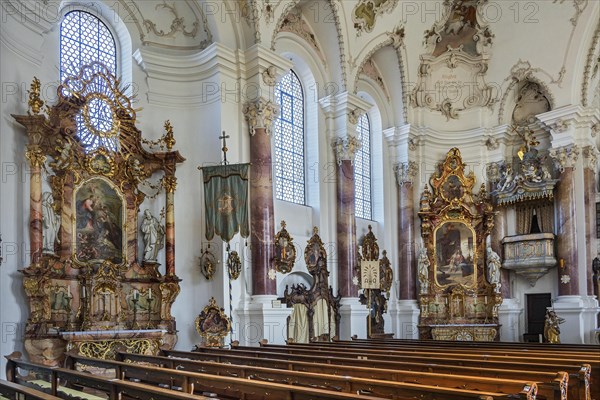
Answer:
[
  {"xmin": 194, "ymin": 297, "xmax": 231, "ymax": 348},
  {"xmin": 12, "ymin": 64, "xmax": 184, "ymax": 365},
  {"xmin": 418, "ymin": 148, "xmax": 501, "ymax": 341}
]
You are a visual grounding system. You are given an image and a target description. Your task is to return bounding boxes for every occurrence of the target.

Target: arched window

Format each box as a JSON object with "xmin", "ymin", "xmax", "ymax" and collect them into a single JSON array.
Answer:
[
  {"xmin": 274, "ymin": 70, "xmax": 305, "ymax": 204},
  {"xmin": 60, "ymin": 11, "xmax": 118, "ymax": 152},
  {"xmin": 60, "ymin": 11, "xmax": 117, "ymax": 79},
  {"xmin": 355, "ymin": 114, "xmax": 372, "ymax": 219}
]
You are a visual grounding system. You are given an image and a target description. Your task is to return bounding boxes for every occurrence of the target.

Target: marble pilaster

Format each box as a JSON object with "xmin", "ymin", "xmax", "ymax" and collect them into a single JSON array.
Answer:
[
  {"xmin": 25, "ymin": 146, "xmax": 45, "ymax": 265},
  {"xmin": 395, "ymin": 162, "xmax": 418, "ymax": 300},
  {"xmin": 583, "ymin": 146, "xmax": 598, "ymax": 295},
  {"xmin": 163, "ymin": 176, "xmax": 177, "ymax": 277},
  {"xmin": 243, "ymin": 99, "xmax": 279, "ymax": 296},
  {"xmin": 333, "ymin": 136, "xmax": 361, "ymax": 298},
  {"xmin": 550, "ymin": 145, "xmax": 580, "ymax": 296}
]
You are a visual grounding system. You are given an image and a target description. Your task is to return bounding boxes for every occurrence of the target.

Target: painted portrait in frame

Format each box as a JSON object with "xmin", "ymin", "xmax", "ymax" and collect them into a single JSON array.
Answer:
[
  {"xmin": 74, "ymin": 177, "xmax": 124, "ymax": 264},
  {"xmin": 434, "ymin": 221, "xmax": 476, "ymax": 288}
]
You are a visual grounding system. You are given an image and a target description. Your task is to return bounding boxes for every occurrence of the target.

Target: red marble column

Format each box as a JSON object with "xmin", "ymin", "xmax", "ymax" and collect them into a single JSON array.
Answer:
[
  {"xmin": 583, "ymin": 151, "xmax": 597, "ymax": 295},
  {"xmin": 164, "ymin": 176, "xmax": 177, "ymax": 276},
  {"xmin": 555, "ymin": 167, "xmax": 579, "ymax": 296},
  {"xmin": 491, "ymin": 208, "xmax": 511, "ymax": 298},
  {"xmin": 337, "ymin": 159, "xmax": 358, "ymax": 297},
  {"xmin": 249, "ymin": 126, "xmax": 276, "ymax": 295},
  {"xmin": 26, "ymin": 147, "xmax": 45, "ymax": 265},
  {"xmin": 398, "ymin": 181, "xmax": 416, "ymax": 300}
]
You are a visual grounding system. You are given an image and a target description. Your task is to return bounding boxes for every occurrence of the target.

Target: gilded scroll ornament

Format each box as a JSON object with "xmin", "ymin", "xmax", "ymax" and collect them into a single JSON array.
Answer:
[
  {"xmin": 274, "ymin": 220, "xmax": 296, "ymax": 273},
  {"xmin": 199, "ymin": 246, "xmax": 217, "ymax": 280},
  {"xmin": 28, "ymin": 77, "xmax": 44, "ymax": 115},
  {"xmin": 227, "ymin": 251, "xmax": 242, "ymax": 280},
  {"xmin": 195, "ymin": 297, "xmax": 231, "ymax": 347}
]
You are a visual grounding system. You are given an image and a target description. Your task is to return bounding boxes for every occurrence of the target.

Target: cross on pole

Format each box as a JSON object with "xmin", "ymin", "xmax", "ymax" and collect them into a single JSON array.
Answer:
[{"xmin": 219, "ymin": 131, "xmax": 230, "ymax": 165}]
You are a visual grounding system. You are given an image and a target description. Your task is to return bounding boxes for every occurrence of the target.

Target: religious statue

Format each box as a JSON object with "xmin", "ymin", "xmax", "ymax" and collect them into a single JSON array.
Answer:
[
  {"xmin": 543, "ymin": 310, "xmax": 565, "ymax": 344},
  {"xmin": 486, "ymin": 247, "xmax": 502, "ymax": 293},
  {"xmin": 418, "ymin": 248, "xmax": 430, "ymax": 294},
  {"xmin": 42, "ymin": 192, "xmax": 60, "ymax": 253},
  {"xmin": 140, "ymin": 209, "xmax": 165, "ymax": 262}
]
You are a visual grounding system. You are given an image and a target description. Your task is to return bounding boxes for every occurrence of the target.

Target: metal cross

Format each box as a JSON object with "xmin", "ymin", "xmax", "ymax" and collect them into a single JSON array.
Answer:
[{"xmin": 219, "ymin": 131, "xmax": 230, "ymax": 165}]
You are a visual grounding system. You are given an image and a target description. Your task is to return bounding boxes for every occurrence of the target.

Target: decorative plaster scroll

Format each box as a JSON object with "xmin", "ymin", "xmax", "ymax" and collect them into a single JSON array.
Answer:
[
  {"xmin": 275, "ymin": 10, "xmax": 326, "ymax": 64},
  {"xmin": 497, "ymin": 62, "xmax": 557, "ymax": 125},
  {"xmin": 242, "ymin": 98, "xmax": 279, "ymax": 136},
  {"xmin": 352, "ymin": 0, "xmax": 399, "ymax": 35},
  {"xmin": 582, "ymin": 146, "xmax": 599, "ymax": 171},
  {"xmin": 581, "ymin": 22, "xmax": 600, "ymax": 107},
  {"xmin": 332, "ymin": 136, "xmax": 361, "ymax": 165},
  {"xmin": 413, "ymin": 0, "xmax": 495, "ymax": 120},
  {"xmin": 118, "ymin": 0, "xmax": 212, "ymax": 50},
  {"xmin": 359, "ymin": 58, "xmax": 390, "ymax": 101},
  {"xmin": 552, "ymin": 0, "xmax": 589, "ymax": 26},
  {"xmin": 512, "ymin": 82, "xmax": 552, "ymax": 126},
  {"xmin": 549, "ymin": 145, "xmax": 580, "ymax": 172},
  {"xmin": 394, "ymin": 162, "xmax": 418, "ymax": 186}
]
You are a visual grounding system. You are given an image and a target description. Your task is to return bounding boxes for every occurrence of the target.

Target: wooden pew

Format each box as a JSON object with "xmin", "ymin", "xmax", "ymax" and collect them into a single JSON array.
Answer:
[
  {"xmin": 5, "ymin": 354, "xmax": 212, "ymax": 400},
  {"xmin": 114, "ymin": 352, "xmax": 551, "ymax": 400},
  {"xmin": 174, "ymin": 347, "xmax": 591, "ymax": 400},
  {"xmin": 8, "ymin": 353, "xmax": 387, "ymax": 400},
  {"xmin": 64, "ymin": 353, "xmax": 537, "ymax": 400},
  {"xmin": 0, "ymin": 380, "xmax": 61, "ymax": 400}
]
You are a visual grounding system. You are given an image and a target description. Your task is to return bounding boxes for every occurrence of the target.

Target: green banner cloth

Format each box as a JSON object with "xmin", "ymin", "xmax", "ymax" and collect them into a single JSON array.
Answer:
[{"xmin": 202, "ymin": 163, "xmax": 250, "ymax": 242}]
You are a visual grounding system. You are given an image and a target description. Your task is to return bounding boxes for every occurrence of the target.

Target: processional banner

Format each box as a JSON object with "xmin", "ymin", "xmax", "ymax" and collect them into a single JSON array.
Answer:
[{"xmin": 201, "ymin": 163, "xmax": 250, "ymax": 242}]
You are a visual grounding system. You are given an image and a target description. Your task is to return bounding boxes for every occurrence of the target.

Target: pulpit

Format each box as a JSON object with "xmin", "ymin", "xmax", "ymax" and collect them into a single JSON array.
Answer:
[
  {"xmin": 418, "ymin": 148, "xmax": 501, "ymax": 341},
  {"xmin": 13, "ymin": 65, "xmax": 184, "ymax": 365}
]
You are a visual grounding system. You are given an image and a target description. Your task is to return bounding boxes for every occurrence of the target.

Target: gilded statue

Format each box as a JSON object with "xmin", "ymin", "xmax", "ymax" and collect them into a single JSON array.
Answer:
[{"xmin": 543, "ymin": 310, "xmax": 565, "ymax": 344}]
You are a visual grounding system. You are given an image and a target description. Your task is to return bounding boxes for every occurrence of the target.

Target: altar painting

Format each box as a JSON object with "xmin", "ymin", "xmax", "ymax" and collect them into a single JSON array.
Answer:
[
  {"xmin": 75, "ymin": 178, "xmax": 124, "ymax": 264},
  {"xmin": 434, "ymin": 221, "xmax": 475, "ymax": 287}
]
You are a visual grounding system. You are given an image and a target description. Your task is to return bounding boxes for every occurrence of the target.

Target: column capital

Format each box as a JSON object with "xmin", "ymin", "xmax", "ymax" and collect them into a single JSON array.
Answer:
[
  {"xmin": 549, "ymin": 144, "xmax": 580, "ymax": 173},
  {"xmin": 161, "ymin": 176, "xmax": 178, "ymax": 193},
  {"xmin": 243, "ymin": 98, "xmax": 280, "ymax": 136},
  {"xmin": 332, "ymin": 135, "xmax": 361, "ymax": 165},
  {"xmin": 319, "ymin": 92, "xmax": 372, "ymax": 138},
  {"xmin": 394, "ymin": 161, "xmax": 419, "ymax": 186},
  {"xmin": 25, "ymin": 146, "xmax": 46, "ymax": 168},
  {"xmin": 582, "ymin": 145, "xmax": 599, "ymax": 172}
]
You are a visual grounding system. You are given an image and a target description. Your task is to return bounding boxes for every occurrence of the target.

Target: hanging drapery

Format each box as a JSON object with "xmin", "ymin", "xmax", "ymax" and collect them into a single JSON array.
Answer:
[
  {"xmin": 201, "ymin": 164, "xmax": 250, "ymax": 243},
  {"xmin": 516, "ymin": 202, "xmax": 554, "ymax": 234}
]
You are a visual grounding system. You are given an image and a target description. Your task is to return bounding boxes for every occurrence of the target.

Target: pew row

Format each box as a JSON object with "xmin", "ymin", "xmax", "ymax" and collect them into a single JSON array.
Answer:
[
  {"xmin": 5, "ymin": 354, "xmax": 214, "ymax": 400},
  {"xmin": 64, "ymin": 353, "xmax": 538, "ymax": 400},
  {"xmin": 0, "ymin": 380, "xmax": 61, "ymax": 400},
  {"xmin": 173, "ymin": 347, "xmax": 591, "ymax": 400}
]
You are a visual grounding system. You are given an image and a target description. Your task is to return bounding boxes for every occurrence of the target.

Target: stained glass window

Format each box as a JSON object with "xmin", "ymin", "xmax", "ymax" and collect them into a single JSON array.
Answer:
[
  {"xmin": 355, "ymin": 114, "xmax": 372, "ymax": 219},
  {"xmin": 274, "ymin": 71, "xmax": 305, "ymax": 204},
  {"xmin": 61, "ymin": 11, "xmax": 118, "ymax": 152}
]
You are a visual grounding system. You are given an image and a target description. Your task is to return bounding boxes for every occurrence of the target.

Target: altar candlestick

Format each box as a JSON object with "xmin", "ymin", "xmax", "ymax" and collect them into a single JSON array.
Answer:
[
  {"xmin": 134, "ymin": 289, "xmax": 139, "ymax": 300},
  {"xmin": 82, "ymin": 286, "xmax": 86, "ymax": 298},
  {"xmin": 149, "ymin": 288, "xmax": 152, "ymax": 300}
]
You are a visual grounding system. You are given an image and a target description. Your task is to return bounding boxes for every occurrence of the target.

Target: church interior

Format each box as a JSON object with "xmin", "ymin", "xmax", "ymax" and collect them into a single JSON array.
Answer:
[{"xmin": 1, "ymin": 0, "xmax": 599, "ymax": 397}]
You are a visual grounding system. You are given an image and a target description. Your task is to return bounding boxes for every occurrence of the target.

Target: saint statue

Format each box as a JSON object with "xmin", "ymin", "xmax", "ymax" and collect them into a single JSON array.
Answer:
[
  {"xmin": 543, "ymin": 310, "xmax": 565, "ymax": 344},
  {"xmin": 42, "ymin": 192, "xmax": 60, "ymax": 253},
  {"xmin": 486, "ymin": 247, "xmax": 502, "ymax": 293},
  {"xmin": 141, "ymin": 210, "xmax": 165, "ymax": 262},
  {"xmin": 418, "ymin": 248, "xmax": 430, "ymax": 294}
]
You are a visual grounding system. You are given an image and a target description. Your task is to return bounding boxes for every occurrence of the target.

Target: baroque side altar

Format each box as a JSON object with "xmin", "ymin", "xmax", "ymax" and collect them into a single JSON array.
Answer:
[{"xmin": 12, "ymin": 64, "xmax": 184, "ymax": 365}]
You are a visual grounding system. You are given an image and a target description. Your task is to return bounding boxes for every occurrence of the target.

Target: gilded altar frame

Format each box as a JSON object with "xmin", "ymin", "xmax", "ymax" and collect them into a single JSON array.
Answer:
[
  {"xmin": 418, "ymin": 148, "xmax": 499, "ymax": 341},
  {"xmin": 13, "ymin": 64, "xmax": 185, "ymax": 365}
]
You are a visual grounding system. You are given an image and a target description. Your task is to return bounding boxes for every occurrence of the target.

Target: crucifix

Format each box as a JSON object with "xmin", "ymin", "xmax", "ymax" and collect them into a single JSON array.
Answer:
[{"xmin": 219, "ymin": 131, "xmax": 230, "ymax": 165}]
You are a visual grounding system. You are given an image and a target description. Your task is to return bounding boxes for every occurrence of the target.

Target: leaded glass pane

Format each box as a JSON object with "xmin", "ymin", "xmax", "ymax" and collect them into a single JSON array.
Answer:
[
  {"xmin": 274, "ymin": 71, "xmax": 305, "ymax": 204},
  {"xmin": 61, "ymin": 11, "xmax": 118, "ymax": 152},
  {"xmin": 355, "ymin": 114, "xmax": 372, "ymax": 219}
]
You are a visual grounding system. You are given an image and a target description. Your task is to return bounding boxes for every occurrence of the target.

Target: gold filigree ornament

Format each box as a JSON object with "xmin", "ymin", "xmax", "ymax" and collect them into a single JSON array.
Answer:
[
  {"xmin": 81, "ymin": 93, "xmax": 121, "ymax": 138},
  {"xmin": 195, "ymin": 297, "xmax": 231, "ymax": 347},
  {"xmin": 85, "ymin": 148, "xmax": 116, "ymax": 177},
  {"xmin": 274, "ymin": 220, "xmax": 296, "ymax": 273},
  {"xmin": 227, "ymin": 251, "xmax": 242, "ymax": 280}
]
